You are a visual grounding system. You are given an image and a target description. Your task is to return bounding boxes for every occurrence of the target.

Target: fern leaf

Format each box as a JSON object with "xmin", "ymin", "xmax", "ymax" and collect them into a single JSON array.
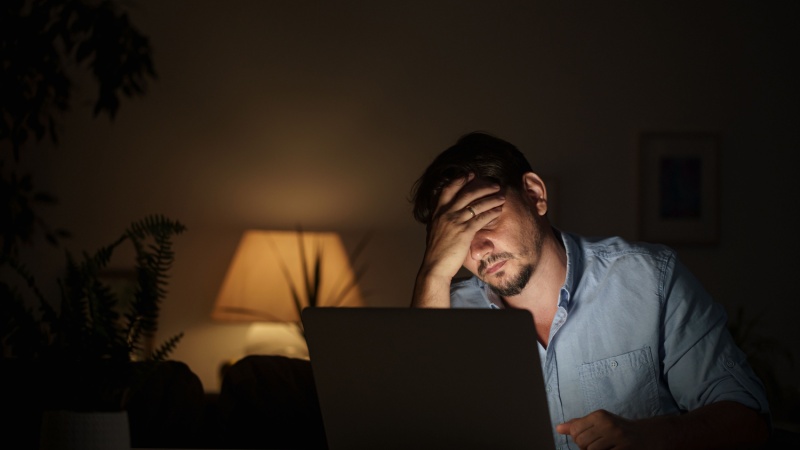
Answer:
[
  {"xmin": 149, "ymin": 332, "xmax": 184, "ymax": 362},
  {"xmin": 329, "ymin": 231, "xmax": 371, "ymax": 307},
  {"xmin": 267, "ymin": 234, "xmax": 305, "ymax": 318},
  {"xmin": 296, "ymin": 227, "xmax": 311, "ymax": 308},
  {"xmin": 310, "ymin": 241, "xmax": 322, "ymax": 308},
  {"xmin": 123, "ymin": 214, "xmax": 186, "ymax": 357}
]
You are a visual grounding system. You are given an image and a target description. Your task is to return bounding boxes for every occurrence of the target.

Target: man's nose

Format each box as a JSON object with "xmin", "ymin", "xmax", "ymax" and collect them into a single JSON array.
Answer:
[{"xmin": 469, "ymin": 236, "xmax": 493, "ymax": 261}]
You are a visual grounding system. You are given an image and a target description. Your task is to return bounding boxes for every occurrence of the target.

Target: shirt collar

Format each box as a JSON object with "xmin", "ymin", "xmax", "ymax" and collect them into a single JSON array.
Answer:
[
  {"xmin": 556, "ymin": 228, "xmax": 579, "ymax": 308},
  {"xmin": 478, "ymin": 279, "xmax": 504, "ymax": 308}
]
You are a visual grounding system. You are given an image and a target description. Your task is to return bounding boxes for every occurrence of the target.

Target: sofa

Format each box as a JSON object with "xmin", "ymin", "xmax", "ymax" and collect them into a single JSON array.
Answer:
[
  {"xmin": 127, "ymin": 355, "xmax": 328, "ymax": 449},
  {"xmin": 1, "ymin": 355, "xmax": 326, "ymax": 449}
]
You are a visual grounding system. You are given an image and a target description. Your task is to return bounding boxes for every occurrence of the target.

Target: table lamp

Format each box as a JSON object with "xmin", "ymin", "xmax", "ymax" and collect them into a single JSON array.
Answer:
[{"xmin": 212, "ymin": 229, "xmax": 364, "ymax": 359}]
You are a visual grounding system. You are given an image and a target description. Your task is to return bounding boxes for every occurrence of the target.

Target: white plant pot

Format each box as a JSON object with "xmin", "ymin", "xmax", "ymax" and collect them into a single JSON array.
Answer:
[{"xmin": 40, "ymin": 410, "xmax": 131, "ymax": 450}]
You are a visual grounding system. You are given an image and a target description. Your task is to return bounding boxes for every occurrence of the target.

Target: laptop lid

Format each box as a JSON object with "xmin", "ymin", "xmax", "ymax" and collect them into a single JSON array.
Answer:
[{"xmin": 302, "ymin": 307, "xmax": 555, "ymax": 450}]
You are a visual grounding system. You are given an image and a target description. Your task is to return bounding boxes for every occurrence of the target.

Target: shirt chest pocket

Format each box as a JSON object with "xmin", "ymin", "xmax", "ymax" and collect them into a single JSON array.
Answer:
[{"xmin": 578, "ymin": 346, "xmax": 659, "ymax": 419}]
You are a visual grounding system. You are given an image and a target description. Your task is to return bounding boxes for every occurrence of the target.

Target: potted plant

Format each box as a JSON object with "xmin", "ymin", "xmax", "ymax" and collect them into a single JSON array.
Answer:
[
  {"xmin": 0, "ymin": 214, "xmax": 187, "ymax": 448},
  {"xmin": 1, "ymin": 3, "xmax": 173, "ymax": 446}
]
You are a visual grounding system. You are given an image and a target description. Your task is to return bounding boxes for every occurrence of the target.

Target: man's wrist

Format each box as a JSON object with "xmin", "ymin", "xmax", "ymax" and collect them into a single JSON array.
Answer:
[{"xmin": 411, "ymin": 270, "xmax": 453, "ymax": 308}]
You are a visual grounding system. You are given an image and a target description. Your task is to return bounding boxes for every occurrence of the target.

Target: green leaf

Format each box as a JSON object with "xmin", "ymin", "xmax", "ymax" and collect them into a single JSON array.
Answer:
[{"xmin": 268, "ymin": 234, "xmax": 305, "ymax": 318}]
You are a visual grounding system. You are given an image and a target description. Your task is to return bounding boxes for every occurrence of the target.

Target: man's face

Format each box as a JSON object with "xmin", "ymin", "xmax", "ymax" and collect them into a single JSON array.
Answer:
[{"xmin": 462, "ymin": 188, "xmax": 545, "ymax": 297}]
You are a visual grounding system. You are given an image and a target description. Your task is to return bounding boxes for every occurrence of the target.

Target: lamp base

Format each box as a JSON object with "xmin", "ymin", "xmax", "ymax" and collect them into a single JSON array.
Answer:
[{"xmin": 243, "ymin": 322, "xmax": 309, "ymax": 359}]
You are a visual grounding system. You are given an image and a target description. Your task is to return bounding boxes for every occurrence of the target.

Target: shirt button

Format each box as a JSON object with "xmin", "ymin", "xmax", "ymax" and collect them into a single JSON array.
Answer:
[
  {"xmin": 610, "ymin": 360, "xmax": 618, "ymax": 369},
  {"xmin": 725, "ymin": 360, "xmax": 735, "ymax": 368},
  {"xmin": 546, "ymin": 386, "xmax": 552, "ymax": 393}
]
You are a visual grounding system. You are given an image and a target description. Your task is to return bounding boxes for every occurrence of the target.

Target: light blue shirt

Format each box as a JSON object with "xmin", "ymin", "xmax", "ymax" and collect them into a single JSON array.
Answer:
[{"xmin": 450, "ymin": 231, "xmax": 769, "ymax": 449}]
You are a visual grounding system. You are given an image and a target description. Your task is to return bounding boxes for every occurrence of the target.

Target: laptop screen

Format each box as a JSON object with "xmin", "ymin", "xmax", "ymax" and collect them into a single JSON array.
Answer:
[{"xmin": 302, "ymin": 307, "xmax": 555, "ymax": 450}]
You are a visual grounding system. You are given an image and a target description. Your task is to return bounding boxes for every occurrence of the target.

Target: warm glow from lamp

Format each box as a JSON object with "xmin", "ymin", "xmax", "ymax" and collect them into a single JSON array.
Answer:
[
  {"xmin": 212, "ymin": 230, "xmax": 364, "ymax": 361},
  {"xmin": 212, "ymin": 230, "xmax": 364, "ymax": 323}
]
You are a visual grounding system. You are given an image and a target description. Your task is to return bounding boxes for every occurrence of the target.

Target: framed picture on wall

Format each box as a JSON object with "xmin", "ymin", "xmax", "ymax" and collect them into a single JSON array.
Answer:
[{"xmin": 638, "ymin": 132, "xmax": 719, "ymax": 245}]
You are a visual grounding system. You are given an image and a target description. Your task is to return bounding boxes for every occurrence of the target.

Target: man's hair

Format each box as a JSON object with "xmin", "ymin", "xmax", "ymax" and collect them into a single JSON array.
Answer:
[{"xmin": 410, "ymin": 132, "xmax": 533, "ymax": 225}]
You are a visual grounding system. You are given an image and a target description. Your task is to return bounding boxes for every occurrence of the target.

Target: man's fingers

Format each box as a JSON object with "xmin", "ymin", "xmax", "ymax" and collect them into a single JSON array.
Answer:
[
  {"xmin": 436, "ymin": 175, "xmax": 502, "ymax": 215},
  {"xmin": 463, "ymin": 205, "xmax": 478, "ymax": 221},
  {"xmin": 451, "ymin": 178, "xmax": 501, "ymax": 211},
  {"xmin": 437, "ymin": 174, "xmax": 474, "ymax": 207},
  {"xmin": 470, "ymin": 204, "xmax": 504, "ymax": 228},
  {"xmin": 581, "ymin": 435, "xmax": 610, "ymax": 450},
  {"xmin": 435, "ymin": 177, "xmax": 504, "ymax": 227},
  {"xmin": 556, "ymin": 421, "xmax": 572, "ymax": 435},
  {"xmin": 464, "ymin": 193, "xmax": 505, "ymax": 220},
  {"xmin": 457, "ymin": 198, "xmax": 503, "ymax": 224},
  {"xmin": 565, "ymin": 417, "xmax": 595, "ymax": 437},
  {"xmin": 558, "ymin": 411, "xmax": 629, "ymax": 450},
  {"xmin": 558, "ymin": 418, "xmax": 605, "ymax": 450}
]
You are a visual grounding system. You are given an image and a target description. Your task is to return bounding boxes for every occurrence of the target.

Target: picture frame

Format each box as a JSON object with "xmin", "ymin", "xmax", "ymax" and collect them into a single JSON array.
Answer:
[{"xmin": 638, "ymin": 132, "xmax": 719, "ymax": 245}]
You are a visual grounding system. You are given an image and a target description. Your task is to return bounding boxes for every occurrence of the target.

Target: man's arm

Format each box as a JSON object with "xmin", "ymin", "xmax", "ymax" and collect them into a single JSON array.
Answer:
[
  {"xmin": 556, "ymin": 401, "xmax": 769, "ymax": 450},
  {"xmin": 557, "ymin": 250, "xmax": 770, "ymax": 449},
  {"xmin": 410, "ymin": 175, "xmax": 504, "ymax": 308},
  {"xmin": 411, "ymin": 270, "xmax": 454, "ymax": 308}
]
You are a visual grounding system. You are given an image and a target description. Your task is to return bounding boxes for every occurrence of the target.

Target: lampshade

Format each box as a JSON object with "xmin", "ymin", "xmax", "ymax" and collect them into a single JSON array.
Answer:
[{"xmin": 212, "ymin": 230, "xmax": 363, "ymax": 323}]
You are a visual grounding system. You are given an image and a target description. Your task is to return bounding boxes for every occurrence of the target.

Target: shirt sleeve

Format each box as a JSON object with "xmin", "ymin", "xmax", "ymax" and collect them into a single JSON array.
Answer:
[
  {"xmin": 450, "ymin": 277, "xmax": 494, "ymax": 308},
  {"xmin": 660, "ymin": 253, "xmax": 769, "ymax": 415}
]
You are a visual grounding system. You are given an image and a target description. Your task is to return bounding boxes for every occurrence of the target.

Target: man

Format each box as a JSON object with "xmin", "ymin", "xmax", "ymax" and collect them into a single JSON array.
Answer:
[{"xmin": 410, "ymin": 132, "xmax": 769, "ymax": 449}]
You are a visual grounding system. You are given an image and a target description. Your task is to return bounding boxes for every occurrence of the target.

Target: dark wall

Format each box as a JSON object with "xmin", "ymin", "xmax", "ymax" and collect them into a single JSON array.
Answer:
[{"xmin": 25, "ymin": 1, "xmax": 798, "ymax": 400}]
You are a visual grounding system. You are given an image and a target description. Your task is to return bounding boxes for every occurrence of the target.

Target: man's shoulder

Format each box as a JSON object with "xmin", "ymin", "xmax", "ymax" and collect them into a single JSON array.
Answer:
[
  {"xmin": 565, "ymin": 232, "xmax": 675, "ymax": 264},
  {"xmin": 449, "ymin": 276, "xmax": 494, "ymax": 308},
  {"xmin": 450, "ymin": 275, "xmax": 482, "ymax": 296}
]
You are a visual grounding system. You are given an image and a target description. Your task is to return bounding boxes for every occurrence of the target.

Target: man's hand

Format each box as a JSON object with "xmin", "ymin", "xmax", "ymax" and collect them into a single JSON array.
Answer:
[
  {"xmin": 556, "ymin": 410, "xmax": 656, "ymax": 450},
  {"xmin": 411, "ymin": 174, "xmax": 505, "ymax": 307},
  {"xmin": 422, "ymin": 174, "xmax": 505, "ymax": 279},
  {"xmin": 556, "ymin": 402, "xmax": 768, "ymax": 450}
]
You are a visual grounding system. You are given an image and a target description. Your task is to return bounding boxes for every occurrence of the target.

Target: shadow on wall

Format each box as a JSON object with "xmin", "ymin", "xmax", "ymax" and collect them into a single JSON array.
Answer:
[{"xmin": 728, "ymin": 305, "xmax": 799, "ymax": 430}]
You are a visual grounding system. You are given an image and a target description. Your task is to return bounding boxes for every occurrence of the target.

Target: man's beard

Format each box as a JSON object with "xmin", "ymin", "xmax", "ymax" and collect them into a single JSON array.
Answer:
[
  {"xmin": 487, "ymin": 263, "xmax": 534, "ymax": 297},
  {"xmin": 480, "ymin": 213, "xmax": 545, "ymax": 297}
]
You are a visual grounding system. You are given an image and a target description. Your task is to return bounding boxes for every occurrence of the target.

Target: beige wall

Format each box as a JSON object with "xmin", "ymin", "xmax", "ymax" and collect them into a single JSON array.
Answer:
[{"xmin": 27, "ymin": 1, "xmax": 799, "ymax": 393}]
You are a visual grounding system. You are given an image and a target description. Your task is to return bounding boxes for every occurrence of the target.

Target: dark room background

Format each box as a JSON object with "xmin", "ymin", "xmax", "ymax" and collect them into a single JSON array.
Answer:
[{"xmin": 16, "ymin": 0, "xmax": 799, "ymax": 418}]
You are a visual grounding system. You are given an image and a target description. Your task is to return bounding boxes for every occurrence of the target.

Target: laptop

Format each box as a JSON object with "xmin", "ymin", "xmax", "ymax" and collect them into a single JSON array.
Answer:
[{"xmin": 301, "ymin": 307, "xmax": 555, "ymax": 450}]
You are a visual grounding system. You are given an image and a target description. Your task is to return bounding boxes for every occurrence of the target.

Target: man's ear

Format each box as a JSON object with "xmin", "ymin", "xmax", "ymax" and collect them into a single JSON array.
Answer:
[{"xmin": 521, "ymin": 172, "xmax": 548, "ymax": 216}]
